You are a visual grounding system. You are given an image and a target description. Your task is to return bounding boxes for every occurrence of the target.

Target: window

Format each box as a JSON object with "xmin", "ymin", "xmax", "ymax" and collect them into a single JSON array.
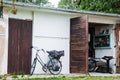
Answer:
[{"xmin": 94, "ymin": 34, "xmax": 111, "ymax": 48}]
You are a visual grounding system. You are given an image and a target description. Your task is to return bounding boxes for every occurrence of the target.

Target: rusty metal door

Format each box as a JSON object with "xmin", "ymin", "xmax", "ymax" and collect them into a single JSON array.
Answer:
[
  {"xmin": 8, "ymin": 18, "xmax": 32, "ymax": 74},
  {"xmin": 70, "ymin": 16, "xmax": 88, "ymax": 73},
  {"xmin": 115, "ymin": 24, "xmax": 120, "ymax": 73}
]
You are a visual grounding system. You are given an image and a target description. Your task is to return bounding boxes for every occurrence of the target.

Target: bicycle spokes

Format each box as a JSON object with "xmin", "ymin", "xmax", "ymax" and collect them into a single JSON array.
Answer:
[{"xmin": 48, "ymin": 59, "xmax": 62, "ymax": 75}]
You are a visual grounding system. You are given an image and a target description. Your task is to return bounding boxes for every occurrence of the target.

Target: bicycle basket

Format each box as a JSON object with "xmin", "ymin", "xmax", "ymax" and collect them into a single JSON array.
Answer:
[{"xmin": 47, "ymin": 50, "xmax": 64, "ymax": 59}]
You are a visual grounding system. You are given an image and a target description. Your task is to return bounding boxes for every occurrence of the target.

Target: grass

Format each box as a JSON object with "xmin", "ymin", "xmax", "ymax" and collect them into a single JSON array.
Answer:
[
  {"xmin": 0, "ymin": 76, "xmax": 7, "ymax": 80},
  {"xmin": 21, "ymin": 76, "xmax": 120, "ymax": 80},
  {"xmin": 12, "ymin": 75, "xmax": 18, "ymax": 78},
  {"xmin": 1, "ymin": 74, "xmax": 120, "ymax": 80}
]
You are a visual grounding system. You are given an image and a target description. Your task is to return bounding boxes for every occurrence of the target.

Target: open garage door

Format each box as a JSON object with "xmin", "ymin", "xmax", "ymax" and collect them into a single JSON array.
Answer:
[{"xmin": 70, "ymin": 16, "xmax": 88, "ymax": 73}]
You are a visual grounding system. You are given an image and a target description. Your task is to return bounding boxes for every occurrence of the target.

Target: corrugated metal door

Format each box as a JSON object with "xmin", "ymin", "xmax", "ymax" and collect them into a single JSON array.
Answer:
[
  {"xmin": 8, "ymin": 18, "xmax": 32, "ymax": 74},
  {"xmin": 70, "ymin": 16, "xmax": 88, "ymax": 73},
  {"xmin": 115, "ymin": 24, "xmax": 120, "ymax": 73}
]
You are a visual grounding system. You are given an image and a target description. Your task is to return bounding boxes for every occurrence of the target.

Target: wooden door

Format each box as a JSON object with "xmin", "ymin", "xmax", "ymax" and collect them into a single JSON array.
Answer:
[
  {"xmin": 115, "ymin": 24, "xmax": 120, "ymax": 73},
  {"xmin": 70, "ymin": 16, "xmax": 88, "ymax": 73},
  {"xmin": 8, "ymin": 18, "xmax": 32, "ymax": 74}
]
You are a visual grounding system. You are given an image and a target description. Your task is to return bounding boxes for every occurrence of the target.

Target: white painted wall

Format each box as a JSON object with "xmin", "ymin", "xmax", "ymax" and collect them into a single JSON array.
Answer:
[
  {"xmin": 9, "ymin": 8, "xmax": 32, "ymax": 20},
  {"xmin": 95, "ymin": 25, "xmax": 116, "ymax": 73},
  {"xmin": 88, "ymin": 15, "xmax": 119, "ymax": 24},
  {"xmin": 32, "ymin": 11, "xmax": 70, "ymax": 74},
  {"xmin": 0, "ymin": 8, "xmax": 9, "ymax": 75}
]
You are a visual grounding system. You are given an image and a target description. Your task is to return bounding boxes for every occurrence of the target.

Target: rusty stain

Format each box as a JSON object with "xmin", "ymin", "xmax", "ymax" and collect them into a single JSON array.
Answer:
[{"xmin": 3, "ymin": 7, "xmax": 8, "ymax": 14}]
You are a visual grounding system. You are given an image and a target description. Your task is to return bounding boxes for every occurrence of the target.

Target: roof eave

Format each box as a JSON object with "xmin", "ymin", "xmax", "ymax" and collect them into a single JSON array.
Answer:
[{"xmin": 3, "ymin": 1, "xmax": 120, "ymax": 18}]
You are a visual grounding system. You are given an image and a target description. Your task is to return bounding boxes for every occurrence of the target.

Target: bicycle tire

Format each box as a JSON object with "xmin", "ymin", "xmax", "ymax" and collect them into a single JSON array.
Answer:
[
  {"xmin": 48, "ymin": 58, "xmax": 62, "ymax": 75},
  {"xmin": 30, "ymin": 59, "xmax": 37, "ymax": 75},
  {"xmin": 88, "ymin": 62, "xmax": 96, "ymax": 72}
]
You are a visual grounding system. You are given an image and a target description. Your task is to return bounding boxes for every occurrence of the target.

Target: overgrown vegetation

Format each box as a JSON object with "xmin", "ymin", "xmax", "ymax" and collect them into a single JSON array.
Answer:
[
  {"xmin": 1, "ymin": 75, "xmax": 120, "ymax": 80},
  {"xmin": 58, "ymin": 0, "xmax": 120, "ymax": 14},
  {"xmin": 0, "ymin": 75, "xmax": 7, "ymax": 80},
  {"xmin": 12, "ymin": 74, "xmax": 18, "ymax": 78},
  {"xmin": 21, "ymin": 76, "xmax": 120, "ymax": 80}
]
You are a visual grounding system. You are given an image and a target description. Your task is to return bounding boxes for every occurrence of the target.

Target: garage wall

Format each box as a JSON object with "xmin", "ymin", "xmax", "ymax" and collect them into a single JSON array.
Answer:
[
  {"xmin": 9, "ymin": 8, "xmax": 32, "ymax": 20},
  {"xmin": 0, "ymin": 8, "xmax": 8, "ymax": 75},
  {"xmin": 33, "ymin": 11, "xmax": 70, "ymax": 74},
  {"xmin": 88, "ymin": 15, "xmax": 118, "ymax": 24}
]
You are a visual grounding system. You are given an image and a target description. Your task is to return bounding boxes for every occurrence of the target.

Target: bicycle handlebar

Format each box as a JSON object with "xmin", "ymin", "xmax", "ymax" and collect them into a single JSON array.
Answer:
[{"xmin": 31, "ymin": 46, "xmax": 45, "ymax": 53}]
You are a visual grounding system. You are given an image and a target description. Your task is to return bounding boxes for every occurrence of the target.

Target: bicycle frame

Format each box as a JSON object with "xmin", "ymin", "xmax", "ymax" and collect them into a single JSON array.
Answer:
[{"xmin": 32, "ymin": 47, "xmax": 46, "ymax": 68}]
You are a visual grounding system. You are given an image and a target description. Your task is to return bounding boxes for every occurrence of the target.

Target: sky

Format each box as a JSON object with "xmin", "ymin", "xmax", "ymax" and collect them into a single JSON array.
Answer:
[{"xmin": 48, "ymin": 0, "xmax": 60, "ymax": 7}]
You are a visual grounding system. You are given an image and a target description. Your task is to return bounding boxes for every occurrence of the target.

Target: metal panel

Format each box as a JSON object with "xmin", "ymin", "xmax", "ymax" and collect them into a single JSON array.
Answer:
[
  {"xmin": 70, "ymin": 16, "xmax": 88, "ymax": 73},
  {"xmin": 115, "ymin": 24, "xmax": 120, "ymax": 73},
  {"xmin": 8, "ymin": 18, "xmax": 32, "ymax": 74}
]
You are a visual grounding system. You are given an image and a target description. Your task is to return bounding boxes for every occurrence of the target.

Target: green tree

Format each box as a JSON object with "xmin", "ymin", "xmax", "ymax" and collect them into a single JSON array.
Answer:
[
  {"xmin": 33, "ymin": 0, "xmax": 48, "ymax": 5},
  {"xmin": 58, "ymin": 0, "xmax": 120, "ymax": 14},
  {"xmin": 4, "ymin": 0, "xmax": 48, "ymax": 5}
]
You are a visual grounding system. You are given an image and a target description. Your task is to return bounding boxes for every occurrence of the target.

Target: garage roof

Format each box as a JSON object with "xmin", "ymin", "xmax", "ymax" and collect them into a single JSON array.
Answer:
[{"xmin": 3, "ymin": 1, "xmax": 120, "ymax": 18}]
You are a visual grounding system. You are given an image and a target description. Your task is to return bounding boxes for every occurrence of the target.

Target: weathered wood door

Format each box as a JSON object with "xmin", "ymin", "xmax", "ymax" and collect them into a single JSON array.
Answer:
[
  {"xmin": 70, "ymin": 16, "xmax": 88, "ymax": 73},
  {"xmin": 115, "ymin": 24, "xmax": 120, "ymax": 73},
  {"xmin": 8, "ymin": 18, "xmax": 32, "ymax": 74}
]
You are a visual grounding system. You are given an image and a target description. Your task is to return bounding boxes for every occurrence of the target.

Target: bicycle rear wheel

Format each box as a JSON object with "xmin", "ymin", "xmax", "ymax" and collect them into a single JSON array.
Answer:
[
  {"xmin": 30, "ymin": 58, "xmax": 37, "ymax": 75},
  {"xmin": 48, "ymin": 58, "xmax": 62, "ymax": 75},
  {"xmin": 88, "ymin": 63, "xmax": 96, "ymax": 72}
]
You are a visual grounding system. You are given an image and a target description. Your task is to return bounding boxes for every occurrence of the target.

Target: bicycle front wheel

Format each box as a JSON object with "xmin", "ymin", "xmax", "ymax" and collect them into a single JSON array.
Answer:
[
  {"xmin": 48, "ymin": 58, "xmax": 62, "ymax": 75},
  {"xmin": 30, "ymin": 58, "xmax": 37, "ymax": 75}
]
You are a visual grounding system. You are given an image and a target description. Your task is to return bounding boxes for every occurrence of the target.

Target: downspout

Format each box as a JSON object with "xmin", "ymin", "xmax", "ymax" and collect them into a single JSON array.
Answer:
[{"xmin": 31, "ymin": 11, "xmax": 34, "ymax": 64}]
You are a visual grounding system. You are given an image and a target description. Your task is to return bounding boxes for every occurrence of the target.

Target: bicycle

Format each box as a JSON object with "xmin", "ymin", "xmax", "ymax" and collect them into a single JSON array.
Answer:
[
  {"xmin": 88, "ymin": 57, "xmax": 99, "ymax": 72},
  {"xmin": 30, "ymin": 46, "xmax": 64, "ymax": 75},
  {"xmin": 88, "ymin": 57, "xmax": 107, "ymax": 72}
]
